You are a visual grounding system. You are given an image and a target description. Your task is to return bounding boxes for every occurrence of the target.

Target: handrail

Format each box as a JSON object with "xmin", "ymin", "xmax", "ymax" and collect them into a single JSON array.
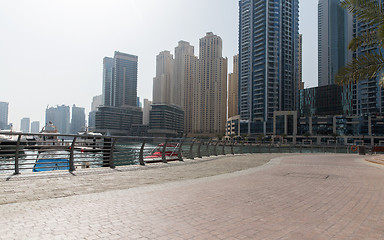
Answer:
[{"xmin": 0, "ymin": 132, "xmax": 368, "ymax": 175}]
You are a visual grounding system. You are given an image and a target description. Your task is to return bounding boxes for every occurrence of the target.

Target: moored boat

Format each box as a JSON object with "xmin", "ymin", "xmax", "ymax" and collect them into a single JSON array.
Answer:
[{"xmin": 144, "ymin": 143, "xmax": 181, "ymax": 163}]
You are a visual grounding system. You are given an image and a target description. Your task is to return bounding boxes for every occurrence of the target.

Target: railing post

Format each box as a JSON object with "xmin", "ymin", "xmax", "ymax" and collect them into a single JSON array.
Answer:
[
  {"xmin": 214, "ymin": 141, "xmax": 218, "ymax": 156},
  {"xmin": 222, "ymin": 141, "xmax": 226, "ymax": 155},
  {"xmin": 178, "ymin": 139, "xmax": 184, "ymax": 161},
  {"xmin": 69, "ymin": 137, "xmax": 77, "ymax": 172},
  {"xmin": 162, "ymin": 140, "xmax": 168, "ymax": 163},
  {"xmin": 206, "ymin": 139, "xmax": 212, "ymax": 157},
  {"xmin": 189, "ymin": 140, "xmax": 195, "ymax": 159},
  {"xmin": 14, "ymin": 134, "xmax": 22, "ymax": 175},
  {"xmin": 197, "ymin": 141, "xmax": 202, "ymax": 158},
  {"xmin": 139, "ymin": 139, "xmax": 146, "ymax": 166},
  {"xmin": 109, "ymin": 138, "xmax": 117, "ymax": 169}
]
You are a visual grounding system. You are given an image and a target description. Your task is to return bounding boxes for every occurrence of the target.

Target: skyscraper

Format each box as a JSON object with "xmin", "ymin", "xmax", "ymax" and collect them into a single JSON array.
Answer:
[
  {"xmin": 70, "ymin": 105, "xmax": 86, "ymax": 134},
  {"xmin": 318, "ymin": 0, "xmax": 351, "ymax": 86},
  {"xmin": 228, "ymin": 54, "xmax": 239, "ymax": 118},
  {"xmin": 193, "ymin": 32, "xmax": 227, "ymax": 136},
  {"xmin": 113, "ymin": 51, "xmax": 138, "ymax": 107},
  {"xmin": 153, "ymin": 51, "xmax": 174, "ymax": 104},
  {"xmin": 102, "ymin": 57, "xmax": 114, "ymax": 106},
  {"xmin": 96, "ymin": 51, "xmax": 142, "ymax": 134},
  {"xmin": 45, "ymin": 105, "xmax": 70, "ymax": 134},
  {"xmin": 174, "ymin": 41, "xmax": 198, "ymax": 134},
  {"xmin": 239, "ymin": 0, "xmax": 299, "ymax": 134},
  {"xmin": 0, "ymin": 101, "xmax": 8, "ymax": 130},
  {"xmin": 31, "ymin": 121, "xmax": 40, "ymax": 133},
  {"xmin": 20, "ymin": 118, "xmax": 30, "ymax": 133},
  {"xmin": 347, "ymin": 0, "xmax": 384, "ymax": 115}
]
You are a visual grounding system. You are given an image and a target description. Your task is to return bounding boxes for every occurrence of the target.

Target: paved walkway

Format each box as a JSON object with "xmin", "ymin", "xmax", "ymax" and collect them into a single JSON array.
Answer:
[{"xmin": 1, "ymin": 154, "xmax": 384, "ymax": 239}]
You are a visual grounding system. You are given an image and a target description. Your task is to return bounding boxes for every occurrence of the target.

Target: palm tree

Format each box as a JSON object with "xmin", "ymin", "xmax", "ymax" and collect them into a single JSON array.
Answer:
[{"xmin": 335, "ymin": 0, "xmax": 384, "ymax": 86}]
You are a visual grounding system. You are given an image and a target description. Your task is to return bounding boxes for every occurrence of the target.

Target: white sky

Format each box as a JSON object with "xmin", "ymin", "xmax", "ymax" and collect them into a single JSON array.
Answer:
[{"xmin": 0, "ymin": 0, "xmax": 318, "ymax": 130}]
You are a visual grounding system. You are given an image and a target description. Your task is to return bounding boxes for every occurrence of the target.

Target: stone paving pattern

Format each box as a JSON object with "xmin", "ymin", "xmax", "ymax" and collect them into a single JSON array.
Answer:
[{"xmin": 1, "ymin": 153, "xmax": 384, "ymax": 239}]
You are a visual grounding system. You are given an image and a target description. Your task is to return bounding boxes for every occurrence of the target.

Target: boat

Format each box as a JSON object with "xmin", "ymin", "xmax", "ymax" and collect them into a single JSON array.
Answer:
[
  {"xmin": 0, "ymin": 129, "xmax": 26, "ymax": 156},
  {"xmin": 32, "ymin": 151, "xmax": 69, "ymax": 172},
  {"xmin": 75, "ymin": 130, "xmax": 103, "ymax": 152},
  {"xmin": 144, "ymin": 143, "xmax": 182, "ymax": 163}
]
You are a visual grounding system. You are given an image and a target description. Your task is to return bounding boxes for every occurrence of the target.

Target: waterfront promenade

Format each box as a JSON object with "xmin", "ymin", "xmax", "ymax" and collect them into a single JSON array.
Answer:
[{"xmin": 1, "ymin": 153, "xmax": 384, "ymax": 239}]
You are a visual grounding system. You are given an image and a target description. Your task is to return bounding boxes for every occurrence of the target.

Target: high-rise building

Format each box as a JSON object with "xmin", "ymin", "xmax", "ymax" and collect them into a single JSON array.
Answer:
[
  {"xmin": 102, "ymin": 57, "xmax": 114, "ymax": 106},
  {"xmin": 142, "ymin": 98, "xmax": 152, "ymax": 125},
  {"xmin": 0, "ymin": 101, "xmax": 8, "ymax": 130},
  {"xmin": 20, "ymin": 118, "xmax": 30, "ymax": 133},
  {"xmin": 153, "ymin": 51, "xmax": 174, "ymax": 104},
  {"xmin": 318, "ymin": 0, "xmax": 352, "ymax": 86},
  {"xmin": 91, "ymin": 95, "xmax": 103, "ymax": 112},
  {"xmin": 45, "ymin": 105, "xmax": 70, "ymax": 134},
  {"xmin": 346, "ymin": 0, "xmax": 383, "ymax": 115},
  {"xmin": 174, "ymin": 41, "xmax": 198, "ymax": 135},
  {"xmin": 298, "ymin": 34, "xmax": 304, "ymax": 90},
  {"xmin": 239, "ymin": 0, "xmax": 299, "ymax": 134},
  {"xmin": 70, "ymin": 105, "xmax": 86, "ymax": 134},
  {"xmin": 228, "ymin": 54, "xmax": 239, "ymax": 118},
  {"xmin": 113, "ymin": 51, "xmax": 138, "ymax": 107},
  {"xmin": 193, "ymin": 32, "xmax": 227, "ymax": 136},
  {"xmin": 96, "ymin": 51, "xmax": 142, "ymax": 134},
  {"xmin": 31, "ymin": 121, "xmax": 40, "ymax": 133},
  {"xmin": 89, "ymin": 95, "xmax": 103, "ymax": 130}
]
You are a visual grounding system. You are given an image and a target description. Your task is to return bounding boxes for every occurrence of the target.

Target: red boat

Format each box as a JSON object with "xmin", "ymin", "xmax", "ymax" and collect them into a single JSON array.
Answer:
[{"xmin": 145, "ymin": 143, "xmax": 181, "ymax": 163}]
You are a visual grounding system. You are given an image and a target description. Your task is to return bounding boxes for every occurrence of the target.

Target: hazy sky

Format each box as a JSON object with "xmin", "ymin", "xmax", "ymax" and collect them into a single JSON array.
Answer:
[{"xmin": 0, "ymin": 0, "xmax": 318, "ymax": 130}]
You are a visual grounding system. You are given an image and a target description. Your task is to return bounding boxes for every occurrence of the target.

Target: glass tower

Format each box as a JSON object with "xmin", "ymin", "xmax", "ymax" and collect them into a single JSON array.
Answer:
[{"xmin": 239, "ymin": 0, "xmax": 299, "ymax": 134}]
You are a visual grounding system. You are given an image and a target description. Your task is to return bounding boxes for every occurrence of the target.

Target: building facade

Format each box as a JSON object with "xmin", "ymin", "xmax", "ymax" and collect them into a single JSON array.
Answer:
[
  {"xmin": 149, "ymin": 104, "xmax": 184, "ymax": 137},
  {"xmin": 102, "ymin": 57, "xmax": 114, "ymax": 106},
  {"xmin": 153, "ymin": 51, "xmax": 174, "ymax": 104},
  {"xmin": 228, "ymin": 54, "xmax": 239, "ymax": 118},
  {"xmin": 20, "ymin": 118, "xmax": 30, "ymax": 133},
  {"xmin": 348, "ymin": 0, "xmax": 384, "ymax": 115},
  {"xmin": 239, "ymin": 0, "xmax": 299, "ymax": 134},
  {"xmin": 45, "ymin": 105, "xmax": 70, "ymax": 134},
  {"xmin": 97, "ymin": 51, "xmax": 140, "ymax": 134},
  {"xmin": 95, "ymin": 106, "xmax": 143, "ymax": 135},
  {"xmin": 174, "ymin": 41, "xmax": 199, "ymax": 135},
  {"xmin": 70, "ymin": 105, "xmax": 86, "ymax": 134},
  {"xmin": 113, "ymin": 52, "xmax": 138, "ymax": 108},
  {"xmin": 193, "ymin": 32, "xmax": 227, "ymax": 136},
  {"xmin": 31, "ymin": 121, "xmax": 40, "ymax": 133},
  {"xmin": 0, "ymin": 101, "xmax": 8, "ymax": 130},
  {"xmin": 298, "ymin": 34, "xmax": 304, "ymax": 90},
  {"xmin": 318, "ymin": 0, "xmax": 352, "ymax": 86},
  {"xmin": 142, "ymin": 98, "xmax": 152, "ymax": 125}
]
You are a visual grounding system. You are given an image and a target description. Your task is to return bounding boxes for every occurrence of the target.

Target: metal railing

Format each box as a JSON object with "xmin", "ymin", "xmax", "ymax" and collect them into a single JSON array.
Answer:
[{"xmin": 0, "ymin": 132, "xmax": 369, "ymax": 175}]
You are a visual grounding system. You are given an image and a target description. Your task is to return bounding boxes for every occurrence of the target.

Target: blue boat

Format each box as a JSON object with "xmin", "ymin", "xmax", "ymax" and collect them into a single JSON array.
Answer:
[
  {"xmin": 33, "ymin": 158, "xmax": 69, "ymax": 172},
  {"xmin": 33, "ymin": 150, "xmax": 70, "ymax": 172}
]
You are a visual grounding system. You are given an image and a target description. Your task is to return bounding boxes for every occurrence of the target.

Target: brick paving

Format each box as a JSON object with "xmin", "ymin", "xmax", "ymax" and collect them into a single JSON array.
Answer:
[{"xmin": 1, "ymin": 154, "xmax": 384, "ymax": 239}]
